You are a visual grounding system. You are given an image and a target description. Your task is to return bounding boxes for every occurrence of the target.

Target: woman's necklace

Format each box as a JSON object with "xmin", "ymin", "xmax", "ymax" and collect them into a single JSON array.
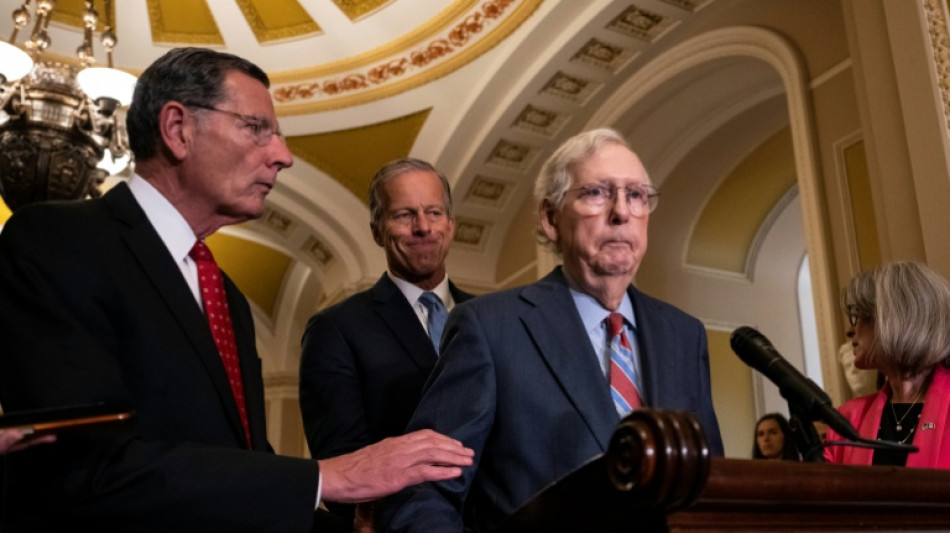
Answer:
[{"xmin": 890, "ymin": 386, "xmax": 925, "ymax": 432}]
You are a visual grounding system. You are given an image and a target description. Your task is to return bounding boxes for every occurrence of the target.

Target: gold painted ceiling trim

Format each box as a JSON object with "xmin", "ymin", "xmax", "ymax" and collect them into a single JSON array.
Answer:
[
  {"xmin": 273, "ymin": 0, "xmax": 541, "ymax": 114},
  {"xmin": 236, "ymin": 0, "xmax": 322, "ymax": 43},
  {"xmin": 50, "ymin": 0, "xmax": 116, "ymax": 33},
  {"xmin": 333, "ymin": 0, "xmax": 395, "ymax": 22},
  {"xmin": 147, "ymin": 0, "xmax": 225, "ymax": 46},
  {"xmin": 271, "ymin": 0, "xmax": 479, "ymax": 83}
]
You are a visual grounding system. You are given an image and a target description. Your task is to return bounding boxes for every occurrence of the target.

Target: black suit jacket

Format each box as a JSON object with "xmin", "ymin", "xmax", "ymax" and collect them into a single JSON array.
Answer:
[
  {"xmin": 380, "ymin": 267, "xmax": 723, "ymax": 532},
  {"xmin": 299, "ymin": 273, "xmax": 474, "ymax": 460},
  {"xmin": 0, "ymin": 184, "xmax": 318, "ymax": 532}
]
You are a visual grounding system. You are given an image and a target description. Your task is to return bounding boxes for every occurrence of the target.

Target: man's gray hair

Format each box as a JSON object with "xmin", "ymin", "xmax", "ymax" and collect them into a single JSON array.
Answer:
[
  {"xmin": 368, "ymin": 158, "xmax": 453, "ymax": 232},
  {"xmin": 127, "ymin": 47, "xmax": 270, "ymax": 161},
  {"xmin": 533, "ymin": 128, "xmax": 637, "ymax": 251}
]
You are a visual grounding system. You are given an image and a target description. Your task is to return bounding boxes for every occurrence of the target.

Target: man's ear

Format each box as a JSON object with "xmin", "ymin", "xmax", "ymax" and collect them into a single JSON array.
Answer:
[
  {"xmin": 371, "ymin": 222, "xmax": 383, "ymax": 246},
  {"xmin": 539, "ymin": 199, "xmax": 559, "ymax": 243},
  {"xmin": 158, "ymin": 101, "xmax": 191, "ymax": 161}
]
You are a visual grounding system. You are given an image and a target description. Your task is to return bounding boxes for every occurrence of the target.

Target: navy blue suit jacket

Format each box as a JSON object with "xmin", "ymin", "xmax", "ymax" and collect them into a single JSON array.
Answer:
[
  {"xmin": 380, "ymin": 267, "xmax": 722, "ymax": 532},
  {"xmin": 300, "ymin": 273, "xmax": 473, "ymax": 459}
]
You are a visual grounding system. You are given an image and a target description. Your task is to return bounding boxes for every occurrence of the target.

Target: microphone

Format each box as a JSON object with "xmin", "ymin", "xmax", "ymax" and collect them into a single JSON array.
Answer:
[{"xmin": 730, "ymin": 326, "xmax": 860, "ymax": 441}]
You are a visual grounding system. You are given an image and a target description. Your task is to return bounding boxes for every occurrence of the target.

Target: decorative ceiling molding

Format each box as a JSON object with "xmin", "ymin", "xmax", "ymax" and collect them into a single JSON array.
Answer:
[
  {"xmin": 302, "ymin": 236, "xmax": 335, "ymax": 266},
  {"xmin": 486, "ymin": 138, "xmax": 537, "ymax": 171},
  {"xmin": 236, "ymin": 0, "xmax": 322, "ymax": 43},
  {"xmin": 464, "ymin": 175, "xmax": 514, "ymax": 208},
  {"xmin": 271, "ymin": 0, "xmax": 480, "ymax": 83},
  {"xmin": 332, "ymin": 0, "xmax": 395, "ymax": 21},
  {"xmin": 51, "ymin": 0, "xmax": 116, "ymax": 32},
  {"xmin": 146, "ymin": 0, "xmax": 224, "ymax": 45},
  {"xmin": 571, "ymin": 37, "xmax": 635, "ymax": 72},
  {"xmin": 271, "ymin": 0, "xmax": 542, "ymax": 113},
  {"xmin": 512, "ymin": 104, "xmax": 570, "ymax": 138},
  {"xmin": 659, "ymin": 0, "xmax": 713, "ymax": 12},
  {"xmin": 540, "ymin": 71, "xmax": 602, "ymax": 105},
  {"xmin": 607, "ymin": 5, "xmax": 676, "ymax": 43},
  {"xmin": 453, "ymin": 217, "xmax": 492, "ymax": 251},
  {"xmin": 923, "ymin": 0, "xmax": 950, "ymax": 132}
]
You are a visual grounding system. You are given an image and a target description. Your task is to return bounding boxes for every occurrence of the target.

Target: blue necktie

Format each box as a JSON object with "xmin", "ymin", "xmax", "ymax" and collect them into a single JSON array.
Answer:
[{"xmin": 419, "ymin": 292, "xmax": 447, "ymax": 355}]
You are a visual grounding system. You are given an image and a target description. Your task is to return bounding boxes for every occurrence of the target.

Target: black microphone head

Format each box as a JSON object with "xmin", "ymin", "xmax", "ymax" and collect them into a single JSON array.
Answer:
[{"xmin": 730, "ymin": 326, "xmax": 780, "ymax": 367}]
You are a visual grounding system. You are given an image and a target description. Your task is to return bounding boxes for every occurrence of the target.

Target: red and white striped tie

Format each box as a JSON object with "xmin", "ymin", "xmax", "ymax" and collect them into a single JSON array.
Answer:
[{"xmin": 607, "ymin": 312, "xmax": 643, "ymax": 417}]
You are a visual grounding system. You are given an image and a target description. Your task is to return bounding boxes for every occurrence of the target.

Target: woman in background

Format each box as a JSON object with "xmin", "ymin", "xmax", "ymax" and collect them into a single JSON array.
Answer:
[
  {"xmin": 825, "ymin": 261, "xmax": 950, "ymax": 467},
  {"xmin": 752, "ymin": 413, "xmax": 800, "ymax": 460}
]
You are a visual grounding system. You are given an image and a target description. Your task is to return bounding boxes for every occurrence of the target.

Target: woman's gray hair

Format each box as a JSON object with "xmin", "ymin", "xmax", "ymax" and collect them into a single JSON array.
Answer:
[
  {"xmin": 533, "ymin": 128, "xmax": 638, "ymax": 251},
  {"xmin": 842, "ymin": 261, "xmax": 950, "ymax": 378}
]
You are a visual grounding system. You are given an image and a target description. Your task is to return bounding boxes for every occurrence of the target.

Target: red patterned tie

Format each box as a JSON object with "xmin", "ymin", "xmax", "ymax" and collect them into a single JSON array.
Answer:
[
  {"xmin": 190, "ymin": 240, "xmax": 251, "ymax": 448},
  {"xmin": 607, "ymin": 312, "xmax": 643, "ymax": 416}
]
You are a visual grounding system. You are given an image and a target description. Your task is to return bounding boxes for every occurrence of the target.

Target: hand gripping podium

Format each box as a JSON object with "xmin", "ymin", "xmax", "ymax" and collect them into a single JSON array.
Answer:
[{"xmin": 497, "ymin": 409, "xmax": 950, "ymax": 532}]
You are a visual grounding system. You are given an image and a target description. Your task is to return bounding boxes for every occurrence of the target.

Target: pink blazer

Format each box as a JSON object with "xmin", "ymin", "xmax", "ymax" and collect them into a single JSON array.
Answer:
[{"xmin": 824, "ymin": 365, "xmax": 950, "ymax": 468}]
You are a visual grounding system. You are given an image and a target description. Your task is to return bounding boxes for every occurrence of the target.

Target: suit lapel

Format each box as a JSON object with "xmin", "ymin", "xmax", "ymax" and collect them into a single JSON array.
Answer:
[
  {"xmin": 224, "ymin": 273, "xmax": 268, "ymax": 450},
  {"xmin": 629, "ymin": 287, "xmax": 668, "ymax": 407},
  {"xmin": 372, "ymin": 275, "xmax": 439, "ymax": 375},
  {"xmin": 521, "ymin": 269, "xmax": 618, "ymax": 451},
  {"xmin": 449, "ymin": 282, "xmax": 474, "ymax": 305},
  {"xmin": 105, "ymin": 184, "xmax": 250, "ymax": 447}
]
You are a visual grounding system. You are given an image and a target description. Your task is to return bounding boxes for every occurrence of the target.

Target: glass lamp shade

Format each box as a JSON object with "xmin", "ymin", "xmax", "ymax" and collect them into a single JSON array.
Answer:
[
  {"xmin": 0, "ymin": 42, "xmax": 34, "ymax": 83},
  {"xmin": 77, "ymin": 67, "xmax": 137, "ymax": 106},
  {"xmin": 96, "ymin": 148, "xmax": 132, "ymax": 176}
]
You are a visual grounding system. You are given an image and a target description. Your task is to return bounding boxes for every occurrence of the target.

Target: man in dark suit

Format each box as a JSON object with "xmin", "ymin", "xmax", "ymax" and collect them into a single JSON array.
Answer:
[
  {"xmin": 300, "ymin": 158, "xmax": 474, "ymax": 527},
  {"xmin": 379, "ymin": 128, "xmax": 723, "ymax": 533},
  {"xmin": 0, "ymin": 47, "xmax": 471, "ymax": 532}
]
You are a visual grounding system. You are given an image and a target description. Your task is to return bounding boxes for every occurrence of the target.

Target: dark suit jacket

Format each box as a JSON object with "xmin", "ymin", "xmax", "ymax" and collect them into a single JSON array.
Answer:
[
  {"xmin": 300, "ymin": 274, "xmax": 474, "ymax": 459},
  {"xmin": 379, "ymin": 267, "xmax": 723, "ymax": 533},
  {"xmin": 0, "ymin": 184, "xmax": 318, "ymax": 532}
]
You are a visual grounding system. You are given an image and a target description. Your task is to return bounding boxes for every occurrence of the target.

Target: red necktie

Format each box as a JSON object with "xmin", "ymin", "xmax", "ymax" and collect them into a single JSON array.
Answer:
[
  {"xmin": 607, "ymin": 312, "xmax": 643, "ymax": 416},
  {"xmin": 190, "ymin": 240, "xmax": 251, "ymax": 448}
]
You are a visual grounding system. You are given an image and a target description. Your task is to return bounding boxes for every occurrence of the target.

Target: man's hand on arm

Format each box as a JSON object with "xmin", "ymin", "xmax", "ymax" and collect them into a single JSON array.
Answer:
[
  {"xmin": 0, "ymin": 429, "xmax": 56, "ymax": 455},
  {"xmin": 318, "ymin": 429, "xmax": 473, "ymax": 504}
]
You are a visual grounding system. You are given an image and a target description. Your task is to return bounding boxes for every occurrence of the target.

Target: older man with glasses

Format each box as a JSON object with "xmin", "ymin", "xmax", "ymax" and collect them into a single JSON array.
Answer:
[
  {"xmin": 0, "ymin": 47, "xmax": 472, "ymax": 532},
  {"xmin": 379, "ymin": 128, "xmax": 723, "ymax": 533}
]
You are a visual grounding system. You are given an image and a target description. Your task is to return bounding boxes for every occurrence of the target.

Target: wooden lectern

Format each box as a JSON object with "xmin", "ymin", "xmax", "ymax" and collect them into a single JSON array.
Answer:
[{"xmin": 497, "ymin": 409, "xmax": 950, "ymax": 532}]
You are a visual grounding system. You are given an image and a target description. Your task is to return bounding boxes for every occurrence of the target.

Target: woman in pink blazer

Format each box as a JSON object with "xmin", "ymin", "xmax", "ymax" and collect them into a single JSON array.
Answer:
[{"xmin": 825, "ymin": 261, "xmax": 950, "ymax": 467}]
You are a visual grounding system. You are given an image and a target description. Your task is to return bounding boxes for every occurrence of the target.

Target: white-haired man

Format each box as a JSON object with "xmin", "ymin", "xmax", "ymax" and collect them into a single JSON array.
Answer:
[{"xmin": 380, "ymin": 128, "xmax": 723, "ymax": 532}]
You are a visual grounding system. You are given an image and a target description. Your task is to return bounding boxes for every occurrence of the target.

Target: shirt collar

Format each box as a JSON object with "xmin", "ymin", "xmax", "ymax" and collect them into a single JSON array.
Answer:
[
  {"xmin": 127, "ymin": 174, "xmax": 198, "ymax": 261},
  {"xmin": 387, "ymin": 272, "xmax": 454, "ymax": 309},
  {"xmin": 569, "ymin": 286, "xmax": 636, "ymax": 333}
]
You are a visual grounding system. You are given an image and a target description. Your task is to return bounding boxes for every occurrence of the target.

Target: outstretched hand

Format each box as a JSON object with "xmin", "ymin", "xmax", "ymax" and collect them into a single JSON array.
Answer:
[
  {"xmin": 0, "ymin": 429, "xmax": 56, "ymax": 455},
  {"xmin": 319, "ymin": 429, "xmax": 474, "ymax": 503}
]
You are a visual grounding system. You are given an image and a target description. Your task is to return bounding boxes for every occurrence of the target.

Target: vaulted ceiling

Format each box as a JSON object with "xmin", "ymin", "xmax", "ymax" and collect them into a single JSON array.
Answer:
[{"xmin": 1, "ymin": 0, "xmax": 848, "ymax": 384}]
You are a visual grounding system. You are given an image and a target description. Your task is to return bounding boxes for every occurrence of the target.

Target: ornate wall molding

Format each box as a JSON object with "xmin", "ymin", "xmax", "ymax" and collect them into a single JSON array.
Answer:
[
  {"xmin": 923, "ymin": 0, "xmax": 950, "ymax": 133},
  {"xmin": 272, "ymin": 0, "xmax": 542, "ymax": 113}
]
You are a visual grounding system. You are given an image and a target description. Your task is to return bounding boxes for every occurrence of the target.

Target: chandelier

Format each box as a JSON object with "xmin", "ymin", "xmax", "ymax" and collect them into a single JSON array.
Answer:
[{"xmin": 0, "ymin": 0, "xmax": 135, "ymax": 212}]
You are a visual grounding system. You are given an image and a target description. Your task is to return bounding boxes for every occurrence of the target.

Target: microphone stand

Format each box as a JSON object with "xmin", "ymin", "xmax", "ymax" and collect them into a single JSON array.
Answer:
[{"xmin": 787, "ymin": 403, "xmax": 825, "ymax": 462}]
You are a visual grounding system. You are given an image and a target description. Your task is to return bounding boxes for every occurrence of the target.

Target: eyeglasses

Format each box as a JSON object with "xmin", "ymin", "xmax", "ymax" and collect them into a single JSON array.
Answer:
[
  {"xmin": 187, "ymin": 103, "xmax": 284, "ymax": 146},
  {"xmin": 846, "ymin": 305, "xmax": 864, "ymax": 327},
  {"xmin": 566, "ymin": 183, "xmax": 659, "ymax": 216}
]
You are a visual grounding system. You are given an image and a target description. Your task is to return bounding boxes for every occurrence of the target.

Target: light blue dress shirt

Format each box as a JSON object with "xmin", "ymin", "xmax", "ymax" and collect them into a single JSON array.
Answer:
[{"xmin": 569, "ymin": 287, "xmax": 644, "ymax": 395}]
